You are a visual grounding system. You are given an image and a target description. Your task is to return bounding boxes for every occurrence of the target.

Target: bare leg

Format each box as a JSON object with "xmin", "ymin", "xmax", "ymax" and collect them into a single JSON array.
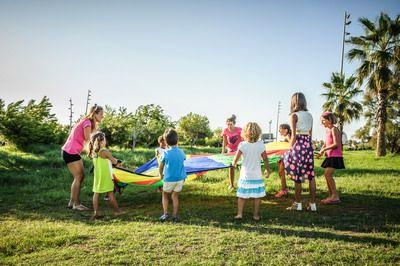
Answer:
[
  {"xmin": 229, "ymin": 166, "xmax": 235, "ymax": 188},
  {"xmin": 253, "ymin": 198, "xmax": 261, "ymax": 220},
  {"xmin": 278, "ymin": 162, "xmax": 287, "ymax": 191},
  {"xmin": 171, "ymin": 192, "xmax": 179, "ymax": 217},
  {"xmin": 162, "ymin": 191, "xmax": 170, "ymax": 215},
  {"xmin": 66, "ymin": 160, "xmax": 85, "ymax": 206},
  {"xmin": 325, "ymin": 168, "xmax": 339, "ymax": 201},
  {"xmin": 294, "ymin": 182, "xmax": 302, "ymax": 202},
  {"xmin": 92, "ymin": 193, "xmax": 100, "ymax": 217},
  {"xmin": 235, "ymin": 198, "xmax": 246, "ymax": 218},
  {"xmin": 309, "ymin": 178, "xmax": 316, "ymax": 203},
  {"xmin": 108, "ymin": 192, "xmax": 122, "ymax": 215}
]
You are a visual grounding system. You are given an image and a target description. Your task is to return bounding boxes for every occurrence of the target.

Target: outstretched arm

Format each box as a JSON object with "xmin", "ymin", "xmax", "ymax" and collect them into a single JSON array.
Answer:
[
  {"xmin": 261, "ymin": 151, "xmax": 270, "ymax": 178},
  {"xmin": 232, "ymin": 150, "xmax": 242, "ymax": 167}
]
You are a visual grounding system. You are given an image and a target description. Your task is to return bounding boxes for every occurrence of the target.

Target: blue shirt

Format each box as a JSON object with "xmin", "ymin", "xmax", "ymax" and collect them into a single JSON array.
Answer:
[{"xmin": 160, "ymin": 146, "xmax": 187, "ymax": 182}]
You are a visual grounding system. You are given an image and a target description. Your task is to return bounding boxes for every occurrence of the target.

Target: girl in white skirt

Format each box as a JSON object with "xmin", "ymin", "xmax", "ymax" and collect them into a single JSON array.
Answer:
[{"xmin": 232, "ymin": 122, "xmax": 271, "ymax": 221}]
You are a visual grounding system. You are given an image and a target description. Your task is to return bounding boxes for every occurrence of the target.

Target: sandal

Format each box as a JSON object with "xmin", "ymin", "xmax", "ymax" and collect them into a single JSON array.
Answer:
[
  {"xmin": 323, "ymin": 199, "xmax": 341, "ymax": 205},
  {"xmin": 274, "ymin": 189, "xmax": 288, "ymax": 198},
  {"xmin": 234, "ymin": 215, "xmax": 243, "ymax": 221}
]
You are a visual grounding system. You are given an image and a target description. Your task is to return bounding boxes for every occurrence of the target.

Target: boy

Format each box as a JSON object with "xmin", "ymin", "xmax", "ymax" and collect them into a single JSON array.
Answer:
[{"xmin": 159, "ymin": 128, "xmax": 187, "ymax": 222}]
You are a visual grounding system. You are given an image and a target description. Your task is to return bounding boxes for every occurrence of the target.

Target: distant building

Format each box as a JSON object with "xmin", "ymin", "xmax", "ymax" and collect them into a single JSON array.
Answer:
[{"xmin": 261, "ymin": 133, "xmax": 274, "ymax": 143}]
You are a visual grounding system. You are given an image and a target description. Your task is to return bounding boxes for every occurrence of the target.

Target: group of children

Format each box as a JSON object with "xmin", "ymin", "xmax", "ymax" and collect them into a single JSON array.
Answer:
[{"xmin": 88, "ymin": 92, "xmax": 345, "ymax": 221}]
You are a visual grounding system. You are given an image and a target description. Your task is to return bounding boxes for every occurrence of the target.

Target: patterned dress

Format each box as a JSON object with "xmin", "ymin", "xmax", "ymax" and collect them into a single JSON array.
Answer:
[{"xmin": 283, "ymin": 134, "xmax": 315, "ymax": 183}]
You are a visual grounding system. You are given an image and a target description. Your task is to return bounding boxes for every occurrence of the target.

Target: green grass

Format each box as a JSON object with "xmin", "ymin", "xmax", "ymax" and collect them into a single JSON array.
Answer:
[{"xmin": 0, "ymin": 145, "xmax": 399, "ymax": 265}]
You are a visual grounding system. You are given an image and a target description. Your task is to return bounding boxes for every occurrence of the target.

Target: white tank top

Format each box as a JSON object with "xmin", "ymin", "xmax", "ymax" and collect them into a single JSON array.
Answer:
[{"xmin": 295, "ymin": 111, "xmax": 313, "ymax": 134}]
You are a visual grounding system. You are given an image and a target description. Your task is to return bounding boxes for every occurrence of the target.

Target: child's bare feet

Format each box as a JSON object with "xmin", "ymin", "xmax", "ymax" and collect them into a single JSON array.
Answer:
[
  {"xmin": 234, "ymin": 215, "xmax": 242, "ymax": 220},
  {"xmin": 253, "ymin": 215, "xmax": 261, "ymax": 221}
]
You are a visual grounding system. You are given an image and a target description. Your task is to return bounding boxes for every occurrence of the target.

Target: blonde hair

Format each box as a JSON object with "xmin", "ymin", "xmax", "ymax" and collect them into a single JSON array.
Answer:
[
  {"xmin": 88, "ymin": 131, "xmax": 106, "ymax": 158},
  {"xmin": 290, "ymin": 92, "xmax": 308, "ymax": 114},
  {"xmin": 85, "ymin": 104, "xmax": 103, "ymax": 131},
  {"xmin": 242, "ymin": 122, "xmax": 262, "ymax": 142}
]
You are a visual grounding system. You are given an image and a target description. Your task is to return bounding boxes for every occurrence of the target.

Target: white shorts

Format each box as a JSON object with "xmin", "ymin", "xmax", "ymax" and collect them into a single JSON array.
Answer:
[{"xmin": 163, "ymin": 180, "xmax": 184, "ymax": 193}]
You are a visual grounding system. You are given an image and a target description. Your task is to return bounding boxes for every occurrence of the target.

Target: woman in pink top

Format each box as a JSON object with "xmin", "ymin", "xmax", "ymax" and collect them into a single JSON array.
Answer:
[
  {"xmin": 317, "ymin": 111, "xmax": 345, "ymax": 205},
  {"xmin": 62, "ymin": 104, "xmax": 104, "ymax": 211},
  {"xmin": 221, "ymin": 114, "xmax": 243, "ymax": 190}
]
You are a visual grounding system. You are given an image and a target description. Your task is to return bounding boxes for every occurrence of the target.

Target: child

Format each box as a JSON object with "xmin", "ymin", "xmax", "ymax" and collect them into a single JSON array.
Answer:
[
  {"xmin": 275, "ymin": 124, "xmax": 292, "ymax": 198},
  {"xmin": 155, "ymin": 135, "xmax": 167, "ymax": 158},
  {"xmin": 159, "ymin": 128, "xmax": 187, "ymax": 222},
  {"xmin": 232, "ymin": 122, "xmax": 270, "ymax": 221},
  {"xmin": 316, "ymin": 111, "xmax": 345, "ymax": 204},
  {"xmin": 283, "ymin": 92, "xmax": 317, "ymax": 211},
  {"xmin": 221, "ymin": 114, "xmax": 243, "ymax": 190},
  {"xmin": 89, "ymin": 132, "xmax": 123, "ymax": 219}
]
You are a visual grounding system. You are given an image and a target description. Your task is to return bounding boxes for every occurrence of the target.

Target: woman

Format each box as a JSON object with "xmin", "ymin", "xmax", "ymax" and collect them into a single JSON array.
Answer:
[
  {"xmin": 221, "ymin": 114, "xmax": 243, "ymax": 190},
  {"xmin": 62, "ymin": 104, "xmax": 104, "ymax": 210}
]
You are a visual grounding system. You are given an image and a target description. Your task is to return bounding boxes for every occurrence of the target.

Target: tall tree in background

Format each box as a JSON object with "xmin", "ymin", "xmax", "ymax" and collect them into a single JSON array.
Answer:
[
  {"xmin": 322, "ymin": 72, "xmax": 363, "ymax": 133},
  {"xmin": 177, "ymin": 112, "xmax": 212, "ymax": 147},
  {"xmin": 347, "ymin": 12, "xmax": 400, "ymax": 156}
]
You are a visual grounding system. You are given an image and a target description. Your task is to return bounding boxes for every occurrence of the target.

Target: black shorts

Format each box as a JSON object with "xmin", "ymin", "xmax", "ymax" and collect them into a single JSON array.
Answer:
[
  {"xmin": 62, "ymin": 150, "xmax": 81, "ymax": 164},
  {"xmin": 321, "ymin": 157, "xmax": 345, "ymax": 169}
]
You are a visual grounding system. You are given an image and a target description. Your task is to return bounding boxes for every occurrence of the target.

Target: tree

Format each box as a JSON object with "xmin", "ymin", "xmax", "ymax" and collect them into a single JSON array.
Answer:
[
  {"xmin": 99, "ymin": 106, "xmax": 135, "ymax": 148},
  {"xmin": 347, "ymin": 12, "xmax": 400, "ymax": 156},
  {"xmin": 205, "ymin": 127, "xmax": 223, "ymax": 147},
  {"xmin": 177, "ymin": 112, "xmax": 212, "ymax": 146},
  {"xmin": 322, "ymin": 72, "xmax": 363, "ymax": 133},
  {"xmin": 0, "ymin": 97, "xmax": 67, "ymax": 147},
  {"xmin": 132, "ymin": 104, "xmax": 172, "ymax": 148}
]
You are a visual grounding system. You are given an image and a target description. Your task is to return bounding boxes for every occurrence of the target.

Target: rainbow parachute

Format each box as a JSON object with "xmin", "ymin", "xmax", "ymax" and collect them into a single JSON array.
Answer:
[{"xmin": 113, "ymin": 141, "xmax": 290, "ymax": 188}]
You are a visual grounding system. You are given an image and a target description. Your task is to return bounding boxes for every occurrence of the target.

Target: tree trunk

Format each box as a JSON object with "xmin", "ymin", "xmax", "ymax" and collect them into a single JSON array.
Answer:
[{"xmin": 376, "ymin": 91, "xmax": 388, "ymax": 156}]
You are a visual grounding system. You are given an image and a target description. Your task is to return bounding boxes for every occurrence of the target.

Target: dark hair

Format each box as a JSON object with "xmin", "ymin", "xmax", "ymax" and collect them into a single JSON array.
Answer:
[
  {"xmin": 163, "ymin": 128, "xmax": 178, "ymax": 146},
  {"xmin": 226, "ymin": 114, "xmax": 236, "ymax": 124},
  {"xmin": 85, "ymin": 104, "xmax": 103, "ymax": 131},
  {"xmin": 88, "ymin": 131, "xmax": 106, "ymax": 158},
  {"xmin": 290, "ymin": 92, "xmax": 308, "ymax": 113},
  {"xmin": 321, "ymin": 111, "xmax": 337, "ymax": 125},
  {"xmin": 279, "ymin": 124, "xmax": 292, "ymax": 137}
]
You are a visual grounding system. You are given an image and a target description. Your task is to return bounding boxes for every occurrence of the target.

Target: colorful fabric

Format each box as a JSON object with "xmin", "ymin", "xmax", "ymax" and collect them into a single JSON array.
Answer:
[
  {"xmin": 237, "ymin": 178, "xmax": 266, "ymax": 198},
  {"xmin": 160, "ymin": 146, "xmax": 187, "ymax": 182},
  {"xmin": 238, "ymin": 141, "xmax": 266, "ymax": 180},
  {"xmin": 93, "ymin": 149, "xmax": 115, "ymax": 193},
  {"xmin": 283, "ymin": 135, "xmax": 314, "ymax": 183},
  {"xmin": 112, "ymin": 142, "xmax": 290, "ymax": 188},
  {"xmin": 325, "ymin": 128, "xmax": 343, "ymax": 157},
  {"xmin": 62, "ymin": 118, "xmax": 91, "ymax": 154},
  {"xmin": 221, "ymin": 127, "xmax": 242, "ymax": 152}
]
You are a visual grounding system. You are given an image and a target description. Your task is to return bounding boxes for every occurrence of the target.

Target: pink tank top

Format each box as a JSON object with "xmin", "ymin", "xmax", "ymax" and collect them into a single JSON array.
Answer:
[{"xmin": 325, "ymin": 128, "xmax": 342, "ymax": 157}]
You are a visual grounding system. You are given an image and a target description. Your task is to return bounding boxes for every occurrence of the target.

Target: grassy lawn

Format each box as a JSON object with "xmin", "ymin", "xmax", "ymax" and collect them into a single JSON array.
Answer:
[{"xmin": 0, "ymin": 145, "xmax": 399, "ymax": 265}]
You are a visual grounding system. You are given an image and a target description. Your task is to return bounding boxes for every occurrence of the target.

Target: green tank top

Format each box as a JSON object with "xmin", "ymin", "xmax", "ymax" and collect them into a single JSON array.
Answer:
[{"xmin": 92, "ymin": 149, "xmax": 114, "ymax": 193}]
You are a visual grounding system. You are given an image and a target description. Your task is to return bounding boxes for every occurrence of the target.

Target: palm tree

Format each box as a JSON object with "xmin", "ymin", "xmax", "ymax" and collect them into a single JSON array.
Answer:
[
  {"xmin": 347, "ymin": 12, "xmax": 400, "ymax": 156},
  {"xmin": 321, "ymin": 72, "xmax": 363, "ymax": 133}
]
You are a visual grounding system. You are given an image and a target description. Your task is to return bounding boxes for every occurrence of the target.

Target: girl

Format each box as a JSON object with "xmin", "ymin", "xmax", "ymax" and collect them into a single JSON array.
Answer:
[
  {"xmin": 62, "ymin": 104, "xmax": 104, "ymax": 211},
  {"xmin": 283, "ymin": 93, "xmax": 317, "ymax": 211},
  {"xmin": 221, "ymin": 114, "xmax": 243, "ymax": 190},
  {"xmin": 275, "ymin": 124, "xmax": 291, "ymax": 198},
  {"xmin": 155, "ymin": 135, "xmax": 167, "ymax": 158},
  {"xmin": 316, "ymin": 111, "xmax": 345, "ymax": 204},
  {"xmin": 232, "ymin": 122, "xmax": 270, "ymax": 221},
  {"xmin": 89, "ymin": 132, "xmax": 123, "ymax": 219}
]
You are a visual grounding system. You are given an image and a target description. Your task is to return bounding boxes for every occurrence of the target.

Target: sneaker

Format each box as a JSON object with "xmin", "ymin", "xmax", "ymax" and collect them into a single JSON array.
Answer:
[
  {"xmin": 72, "ymin": 204, "xmax": 90, "ymax": 211},
  {"xmin": 307, "ymin": 203, "xmax": 317, "ymax": 212},
  {"xmin": 274, "ymin": 189, "xmax": 288, "ymax": 198},
  {"xmin": 286, "ymin": 202, "xmax": 302, "ymax": 211},
  {"xmin": 104, "ymin": 195, "xmax": 110, "ymax": 201},
  {"xmin": 160, "ymin": 213, "xmax": 170, "ymax": 222},
  {"xmin": 172, "ymin": 216, "xmax": 180, "ymax": 223}
]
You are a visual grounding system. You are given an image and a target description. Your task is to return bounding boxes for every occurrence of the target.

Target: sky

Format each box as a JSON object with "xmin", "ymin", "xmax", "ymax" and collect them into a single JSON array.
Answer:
[{"xmin": 0, "ymin": 0, "xmax": 399, "ymax": 140}]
